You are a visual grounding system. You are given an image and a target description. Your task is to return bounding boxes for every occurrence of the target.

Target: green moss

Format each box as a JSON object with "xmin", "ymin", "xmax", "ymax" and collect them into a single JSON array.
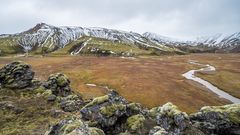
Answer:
[
  {"xmin": 83, "ymin": 95, "xmax": 109, "ymax": 108},
  {"xmin": 56, "ymin": 74, "xmax": 69, "ymax": 87},
  {"xmin": 127, "ymin": 103, "xmax": 141, "ymax": 111},
  {"xmin": 100, "ymin": 104, "xmax": 126, "ymax": 117},
  {"xmin": 149, "ymin": 107, "xmax": 158, "ymax": 118},
  {"xmin": 150, "ymin": 126, "xmax": 168, "ymax": 135},
  {"xmin": 0, "ymin": 36, "xmax": 23, "ymax": 55},
  {"xmin": 0, "ymin": 88, "xmax": 66, "ymax": 135},
  {"xmin": 158, "ymin": 102, "xmax": 188, "ymax": 118},
  {"xmin": 60, "ymin": 119, "xmax": 84, "ymax": 134},
  {"xmin": 89, "ymin": 127, "xmax": 105, "ymax": 135},
  {"xmin": 126, "ymin": 114, "xmax": 145, "ymax": 133},
  {"xmin": 200, "ymin": 104, "xmax": 240, "ymax": 124}
]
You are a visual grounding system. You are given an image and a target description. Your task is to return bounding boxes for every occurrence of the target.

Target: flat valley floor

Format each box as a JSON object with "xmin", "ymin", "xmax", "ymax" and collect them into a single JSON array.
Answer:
[{"xmin": 0, "ymin": 54, "xmax": 239, "ymax": 113}]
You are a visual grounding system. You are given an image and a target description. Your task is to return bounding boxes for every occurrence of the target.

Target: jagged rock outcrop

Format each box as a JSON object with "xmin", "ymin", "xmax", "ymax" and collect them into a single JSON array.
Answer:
[
  {"xmin": 149, "ymin": 126, "xmax": 168, "ymax": 135},
  {"xmin": 80, "ymin": 91, "xmax": 129, "ymax": 134},
  {"xmin": 0, "ymin": 61, "xmax": 34, "ymax": 89},
  {"xmin": 126, "ymin": 114, "xmax": 146, "ymax": 134},
  {"xmin": 45, "ymin": 116, "xmax": 105, "ymax": 135},
  {"xmin": 190, "ymin": 104, "xmax": 240, "ymax": 135},
  {"xmin": 59, "ymin": 94, "xmax": 84, "ymax": 112},
  {"xmin": 1, "ymin": 61, "xmax": 240, "ymax": 135},
  {"xmin": 149, "ymin": 102, "xmax": 205, "ymax": 135},
  {"xmin": 40, "ymin": 73, "xmax": 84, "ymax": 112},
  {"xmin": 42, "ymin": 73, "xmax": 72, "ymax": 97}
]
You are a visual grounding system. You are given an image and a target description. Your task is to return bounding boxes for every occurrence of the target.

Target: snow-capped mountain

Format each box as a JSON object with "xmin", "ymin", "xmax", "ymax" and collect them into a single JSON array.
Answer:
[
  {"xmin": 143, "ymin": 32, "xmax": 186, "ymax": 46},
  {"xmin": 0, "ymin": 23, "xmax": 239, "ymax": 55},
  {"xmin": 143, "ymin": 32, "xmax": 240, "ymax": 52},
  {"xmin": 195, "ymin": 33, "xmax": 240, "ymax": 51},
  {"xmin": 16, "ymin": 23, "xmax": 175, "ymax": 52},
  {"xmin": 0, "ymin": 23, "xmax": 182, "ymax": 55}
]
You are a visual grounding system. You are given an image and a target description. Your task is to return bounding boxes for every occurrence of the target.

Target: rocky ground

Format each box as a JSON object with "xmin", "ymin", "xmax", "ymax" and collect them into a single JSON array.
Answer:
[{"xmin": 0, "ymin": 61, "xmax": 240, "ymax": 135}]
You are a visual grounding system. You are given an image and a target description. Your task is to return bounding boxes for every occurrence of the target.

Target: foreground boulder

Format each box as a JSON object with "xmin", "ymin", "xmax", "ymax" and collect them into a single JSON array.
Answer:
[
  {"xmin": 126, "ymin": 114, "xmax": 146, "ymax": 134},
  {"xmin": 42, "ymin": 73, "xmax": 72, "ymax": 97},
  {"xmin": 190, "ymin": 104, "xmax": 240, "ymax": 135},
  {"xmin": 149, "ymin": 102, "xmax": 205, "ymax": 135},
  {"xmin": 80, "ymin": 90, "xmax": 152, "ymax": 134},
  {"xmin": 59, "ymin": 94, "xmax": 84, "ymax": 112},
  {"xmin": 149, "ymin": 126, "xmax": 168, "ymax": 135},
  {"xmin": 0, "ymin": 61, "xmax": 34, "ymax": 89},
  {"xmin": 45, "ymin": 116, "xmax": 105, "ymax": 135},
  {"xmin": 80, "ymin": 91, "xmax": 128, "ymax": 134}
]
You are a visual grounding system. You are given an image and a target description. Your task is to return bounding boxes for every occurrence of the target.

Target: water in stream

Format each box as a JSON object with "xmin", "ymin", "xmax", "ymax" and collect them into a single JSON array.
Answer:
[{"xmin": 182, "ymin": 60, "xmax": 240, "ymax": 103}]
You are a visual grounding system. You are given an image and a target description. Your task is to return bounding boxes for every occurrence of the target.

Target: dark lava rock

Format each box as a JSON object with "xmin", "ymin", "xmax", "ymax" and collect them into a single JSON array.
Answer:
[
  {"xmin": 0, "ymin": 61, "xmax": 34, "ymax": 89},
  {"xmin": 149, "ymin": 102, "xmax": 205, "ymax": 135},
  {"xmin": 80, "ymin": 91, "xmax": 129, "ymax": 134},
  {"xmin": 190, "ymin": 104, "xmax": 240, "ymax": 135},
  {"xmin": 42, "ymin": 73, "xmax": 72, "ymax": 97},
  {"xmin": 45, "ymin": 116, "xmax": 105, "ymax": 135},
  {"xmin": 59, "ymin": 94, "xmax": 84, "ymax": 112},
  {"xmin": 149, "ymin": 126, "xmax": 168, "ymax": 135},
  {"xmin": 47, "ymin": 94, "xmax": 57, "ymax": 102},
  {"xmin": 50, "ymin": 109, "xmax": 65, "ymax": 118},
  {"xmin": 126, "ymin": 114, "xmax": 146, "ymax": 134}
]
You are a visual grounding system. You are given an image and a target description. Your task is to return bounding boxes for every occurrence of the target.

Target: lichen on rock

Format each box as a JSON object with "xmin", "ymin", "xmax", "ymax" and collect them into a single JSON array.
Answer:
[
  {"xmin": 149, "ymin": 126, "xmax": 168, "ymax": 135},
  {"xmin": 190, "ymin": 104, "xmax": 240, "ymax": 135},
  {"xmin": 126, "ymin": 114, "xmax": 145, "ymax": 134},
  {"xmin": 80, "ymin": 91, "xmax": 129, "ymax": 134},
  {"xmin": 59, "ymin": 94, "xmax": 84, "ymax": 112},
  {"xmin": 0, "ymin": 61, "xmax": 34, "ymax": 89},
  {"xmin": 151, "ymin": 102, "xmax": 191, "ymax": 134},
  {"xmin": 42, "ymin": 73, "xmax": 72, "ymax": 97},
  {"xmin": 100, "ymin": 103, "xmax": 126, "ymax": 117},
  {"xmin": 45, "ymin": 116, "xmax": 105, "ymax": 135}
]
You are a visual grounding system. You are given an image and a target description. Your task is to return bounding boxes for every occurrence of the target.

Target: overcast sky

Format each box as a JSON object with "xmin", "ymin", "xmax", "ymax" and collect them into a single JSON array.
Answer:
[{"xmin": 0, "ymin": 0, "xmax": 239, "ymax": 40}]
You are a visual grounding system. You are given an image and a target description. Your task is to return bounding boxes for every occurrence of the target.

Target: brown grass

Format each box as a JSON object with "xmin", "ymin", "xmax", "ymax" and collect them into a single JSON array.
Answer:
[{"xmin": 0, "ymin": 54, "xmax": 239, "ymax": 113}]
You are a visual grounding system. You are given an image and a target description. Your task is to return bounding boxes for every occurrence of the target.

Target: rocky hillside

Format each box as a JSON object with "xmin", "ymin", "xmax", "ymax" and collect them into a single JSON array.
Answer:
[
  {"xmin": 0, "ymin": 23, "xmax": 183, "ymax": 56},
  {"xmin": 0, "ymin": 23, "xmax": 239, "ymax": 55},
  {"xmin": 194, "ymin": 33, "xmax": 240, "ymax": 52},
  {"xmin": 0, "ymin": 61, "xmax": 240, "ymax": 135},
  {"xmin": 143, "ymin": 32, "xmax": 240, "ymax": 53}
]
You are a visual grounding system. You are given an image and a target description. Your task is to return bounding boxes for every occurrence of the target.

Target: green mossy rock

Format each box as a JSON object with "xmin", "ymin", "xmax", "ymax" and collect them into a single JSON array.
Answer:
[
  {"xmin": 126, "ymin": 114, "xmax": 145, "ymax": 134},
  {"xmin": 0, "ymin": 61, "xmax": 34, "ymax": 89},
  {"xmin": 43, "ymin": 73, "xmax": 72, "ymax": 97},
  {"xmin": 100, "ymin": 103, "xmax": 126, "ymax": 117}
]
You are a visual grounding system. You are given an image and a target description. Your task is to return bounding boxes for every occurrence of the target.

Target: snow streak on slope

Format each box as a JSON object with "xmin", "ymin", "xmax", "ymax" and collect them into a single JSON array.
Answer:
[
  {"xmin": 2, "ymin": 23, "xmax": 239, "ymax": 54},
  {"xmin": 15, "ymin": 23, "xmax": 177, "ymax": 53},
  {"xmin": 18, "ymin": 23, "xmax": 85, "ymax": 51},
  {"xmin": 195, "ymin": 33, "xmax": 240, "ymax": 49},
  {"xmin": 143, "ymin": 32, "xmax": 186, "ymax": 46},
  {"xmin": 71, "ymin": 38, "xmax": 92, "ymax": 55}
]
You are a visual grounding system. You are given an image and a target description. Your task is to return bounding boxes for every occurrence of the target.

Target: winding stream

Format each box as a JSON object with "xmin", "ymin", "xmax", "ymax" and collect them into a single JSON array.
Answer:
[{"xmin": 182, "ymin": 60, "xmax": 240, "ymax": 103}]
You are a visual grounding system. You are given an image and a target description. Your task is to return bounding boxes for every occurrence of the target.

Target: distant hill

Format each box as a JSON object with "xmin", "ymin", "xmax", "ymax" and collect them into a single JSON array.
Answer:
[{"xmin": 0, "ymin": 23, "xmax": 239, "ymax": 56}]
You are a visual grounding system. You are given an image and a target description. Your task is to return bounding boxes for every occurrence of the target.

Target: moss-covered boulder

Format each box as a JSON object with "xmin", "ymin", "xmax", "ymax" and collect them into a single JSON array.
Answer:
[
  {"xmin": 151, "ymin": 102, "xmax": 191, "ymax": 134},
  {"xmin": 45, "ymin": 116, "xmax": 105, "ymax": 135},
  {"xmin": 0, "ymin": 61, "xmax": 34, "ymax": 89},
  {"xmin": 149, "ymin": 126, "xmax": 168, "ymax": 135},
  {"xmin": 42, "ymin": 73, "xmax": 72, "ymax": 97},
  {"xmin": 190, "ymin": 104, "xmax": 240, "ymax": 135},
  {"xmin": 59, "ymin": 94, "xmax": 84, "ymax": 112},
  {"xmin": 126, "ymin": 103, "xmax": 147, "ymax": 116},
  {"xmin": 80, "ymin": 91, "xmax": 129, "ymax": 134},
  {"xmin": 89, "ymin": 127, "xmax": 106, "ymax": 135},
  {"xmin": 126, "ymin": 114, "xmax": 145, "ymax": 134}
]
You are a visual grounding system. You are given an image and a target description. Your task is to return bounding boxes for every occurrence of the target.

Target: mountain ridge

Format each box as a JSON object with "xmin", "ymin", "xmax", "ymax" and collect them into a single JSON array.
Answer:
[{"xmin": 0, "ymin": 23, "xmax": 239, "ymax": 55}]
